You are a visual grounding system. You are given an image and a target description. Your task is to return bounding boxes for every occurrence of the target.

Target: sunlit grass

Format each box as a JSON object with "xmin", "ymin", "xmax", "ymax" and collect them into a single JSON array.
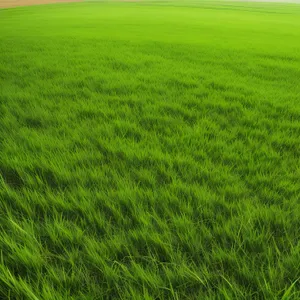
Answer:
[{"xmin": 0, "ymin": 1, "xmax": 300, "ymax": 299}]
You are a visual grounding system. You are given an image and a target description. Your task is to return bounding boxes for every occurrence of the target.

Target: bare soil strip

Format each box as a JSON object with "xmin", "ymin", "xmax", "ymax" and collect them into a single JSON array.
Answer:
[
  {"xmin": 2, "ymin": 0, "xmax": 300, "ymax": 9},
  {"xmin": 0, "ymin": 0, "xmax": 82, "ymax": 9}
]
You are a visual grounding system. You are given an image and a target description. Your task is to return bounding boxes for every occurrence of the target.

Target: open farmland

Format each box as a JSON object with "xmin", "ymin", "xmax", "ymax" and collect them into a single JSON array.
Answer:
[{"xmin": 0, "ymin": 1, "xmax": 300, "ymax": 299}]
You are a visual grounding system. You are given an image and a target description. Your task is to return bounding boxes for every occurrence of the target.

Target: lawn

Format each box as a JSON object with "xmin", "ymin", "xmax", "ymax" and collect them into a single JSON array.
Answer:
[{"xmin": 0, "ymin": 1, "xmax": 300, "ymax": 299}]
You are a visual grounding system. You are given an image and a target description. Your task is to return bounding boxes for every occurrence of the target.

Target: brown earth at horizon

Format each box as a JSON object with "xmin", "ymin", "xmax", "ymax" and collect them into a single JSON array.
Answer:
[{"xmin": 0, "ymin": 0, "xmax": 81, "ymax": 9}]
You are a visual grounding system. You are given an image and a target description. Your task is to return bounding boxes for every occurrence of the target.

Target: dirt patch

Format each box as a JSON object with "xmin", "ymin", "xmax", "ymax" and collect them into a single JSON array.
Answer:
[
  {"xmin": 1, "ymin": 0, "xmax": 299, "ymax": 9},
  {"xmin": 0, "ymin": 0, "xmax": 82, "ymax": 9}
]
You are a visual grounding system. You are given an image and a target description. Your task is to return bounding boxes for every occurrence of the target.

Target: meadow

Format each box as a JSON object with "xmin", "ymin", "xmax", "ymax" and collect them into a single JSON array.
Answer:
[{"xmin": 0, "ymin": 1, "xmax": 300, "ymax": 298}]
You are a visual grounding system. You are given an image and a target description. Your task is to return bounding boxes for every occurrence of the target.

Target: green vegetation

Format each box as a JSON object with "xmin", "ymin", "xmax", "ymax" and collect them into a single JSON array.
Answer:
[{"xmin": 0, "ymin": 1, "xmax": 300, "ymax": 299}]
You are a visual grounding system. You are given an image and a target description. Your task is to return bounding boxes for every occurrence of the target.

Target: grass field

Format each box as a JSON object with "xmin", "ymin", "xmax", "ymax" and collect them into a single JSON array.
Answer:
[{"xmin": 1, "ymin": 1, "xmax": 300, "ymax": 299}]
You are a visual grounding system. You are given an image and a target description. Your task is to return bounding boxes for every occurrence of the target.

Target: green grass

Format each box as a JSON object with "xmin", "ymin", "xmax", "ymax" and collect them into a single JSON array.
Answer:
[{"xmin": 0, "ymin": 1, "xmax": 300, "ymax": 299}]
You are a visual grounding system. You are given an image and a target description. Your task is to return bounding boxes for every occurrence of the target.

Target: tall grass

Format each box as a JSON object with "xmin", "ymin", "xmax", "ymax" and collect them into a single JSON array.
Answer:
[{"xmin": 0, "ymin": 1, "xmax": 300, "ymax": 298}]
